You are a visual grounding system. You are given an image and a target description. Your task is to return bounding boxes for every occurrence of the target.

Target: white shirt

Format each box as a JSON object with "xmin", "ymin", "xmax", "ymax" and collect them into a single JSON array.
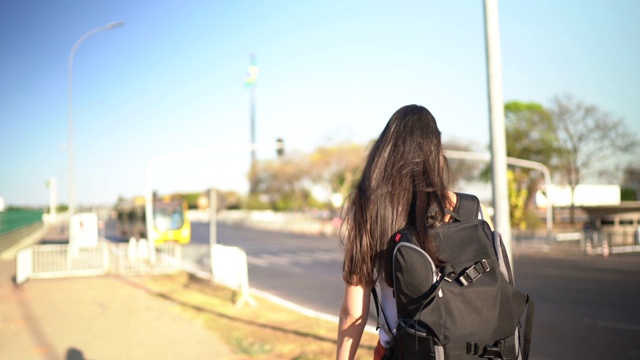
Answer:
[{"xmin": 375, "ymin": 276, "xmax": 397, "ymax": 347}]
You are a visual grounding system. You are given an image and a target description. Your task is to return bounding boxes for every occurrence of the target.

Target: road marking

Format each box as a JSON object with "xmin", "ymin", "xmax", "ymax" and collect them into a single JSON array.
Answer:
[
  {"xmin": 280, "ymin": 252, "xmax": 314, "ymax": 264},
  {"xmin": 597, "ymin": 320, "xmax": 640, "ymax": 332},
  {"xmin": 259, "ymin": 254, "xmax": 293, "ymax": 266},
  {"xmin": 309, "ymin": 250, "xmax": 343, "ymax": 261},
  {"xmin": 247, "ymin": 256, "xmax": 271, "ymax": 267},
  {"xmin": 247, "ymin": 250, "xmax": 343, "ymax": 267}
]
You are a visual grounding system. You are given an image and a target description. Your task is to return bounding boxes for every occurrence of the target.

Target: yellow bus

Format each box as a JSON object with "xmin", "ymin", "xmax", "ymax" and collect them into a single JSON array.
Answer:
[{"xmin": 114, "ymin": 196, "xmax": 191, "ymax": 244}]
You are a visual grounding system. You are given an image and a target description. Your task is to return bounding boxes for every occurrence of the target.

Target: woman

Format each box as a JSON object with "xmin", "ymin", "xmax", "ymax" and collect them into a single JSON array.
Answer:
[{"xmin": 336, "ymin": 104, "xmax": 461, "ymax": 360}]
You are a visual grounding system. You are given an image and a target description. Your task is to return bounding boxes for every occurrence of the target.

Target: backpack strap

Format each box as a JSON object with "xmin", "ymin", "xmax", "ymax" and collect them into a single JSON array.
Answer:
[
  {"xmin": 371, "ymin": 286, "xmax": 395, "ymax": 341},
  {"xmin": 522, "ymin": 295, "xmax": 535, "ymax": 360},
  {"xmin": 453, "ymin": 192, "xmax": 482, "ymax": 221}
]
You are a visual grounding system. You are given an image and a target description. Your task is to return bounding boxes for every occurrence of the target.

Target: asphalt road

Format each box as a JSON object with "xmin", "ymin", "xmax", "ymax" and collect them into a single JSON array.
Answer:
[
  {"xmin": 191, "ymin": 222, "xmax": 345, "ymax": 317},
  {"xmin": 511, "ymin": 252, "xmax": 640, "ymax": 360}
]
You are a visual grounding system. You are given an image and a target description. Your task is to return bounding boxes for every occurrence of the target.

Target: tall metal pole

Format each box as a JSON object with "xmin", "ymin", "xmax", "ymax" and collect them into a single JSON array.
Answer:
[
  {"xmin": 248, "ymin": 54, "xmax": 258, "ymax": 194},
  {"xmin": 209, "ymin": 188, "xmax": 218, "ymax": 275},
  {"xmin": 209, "ymin": 188, "xmax": 217, "ymax": 246},
  {"xmin": 67, "ymin": 21, "xmax": 125, "ymax": 243},
  {"xmin": 483, "ymin": 0, "xmax": 512, "ymax": 261}
]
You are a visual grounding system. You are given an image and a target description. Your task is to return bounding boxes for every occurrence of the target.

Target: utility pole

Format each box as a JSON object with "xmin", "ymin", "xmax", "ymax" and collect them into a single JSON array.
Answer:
[
  {"xmin": 483, "ymin": 0, "xmax": 512, "ymax": 261},
  {"xmin": 67, "ymin": 21, "xmax": 125, "ymax": 243},
  {"xmin": 247, "ymin": 54, "xmax": 258, "ymax": 194}
]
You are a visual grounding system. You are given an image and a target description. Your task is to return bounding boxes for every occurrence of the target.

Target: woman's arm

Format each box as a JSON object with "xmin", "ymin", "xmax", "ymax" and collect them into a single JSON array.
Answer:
[{"xmin": 336, "ymin": 283, "xmax": 371, "ymax": 360}]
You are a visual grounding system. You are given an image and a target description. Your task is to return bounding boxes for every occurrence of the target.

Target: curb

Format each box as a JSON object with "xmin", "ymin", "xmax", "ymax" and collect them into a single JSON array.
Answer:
[{"xmin": 0, "ymin": 223, "xmax": 48, "ymax": 261}]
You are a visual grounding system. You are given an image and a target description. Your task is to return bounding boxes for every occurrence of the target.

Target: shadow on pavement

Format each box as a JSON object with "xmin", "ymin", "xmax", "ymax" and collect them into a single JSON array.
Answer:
[{"xmin": 65, "ymin": 347, "xmax": 86, "ymax": 360}]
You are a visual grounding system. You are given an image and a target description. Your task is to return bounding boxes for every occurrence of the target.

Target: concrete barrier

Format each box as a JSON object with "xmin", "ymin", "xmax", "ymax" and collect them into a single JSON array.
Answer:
[
  {"xmin": 189, "ymin": 209, "xmax": 340, "ymax": 237},
  {"xmin": 211, "ymin": 243, "xmax": 256, "ymax": 307},
  {"xmin": 0, "ymin": 222, "xmax": 45, "ymax": 258}
]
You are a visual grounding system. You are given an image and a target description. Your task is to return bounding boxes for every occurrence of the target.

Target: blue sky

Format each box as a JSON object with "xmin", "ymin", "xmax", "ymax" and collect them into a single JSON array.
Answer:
[{"xmin": 1, "ymin": 1, "xmax": 639, "ymax": 207}]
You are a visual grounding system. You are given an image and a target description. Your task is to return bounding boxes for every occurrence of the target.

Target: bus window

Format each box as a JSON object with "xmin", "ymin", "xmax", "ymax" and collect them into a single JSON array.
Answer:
[{"xmin": 154, "ymin": 204, "xmax": 184, "ymax": 231}]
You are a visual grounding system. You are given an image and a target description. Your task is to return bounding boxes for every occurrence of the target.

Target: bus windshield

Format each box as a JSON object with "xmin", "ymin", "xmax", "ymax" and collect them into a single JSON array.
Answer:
[{"xmin": 153, "ymin": 202, "xmax": 184, "ymax": 231}]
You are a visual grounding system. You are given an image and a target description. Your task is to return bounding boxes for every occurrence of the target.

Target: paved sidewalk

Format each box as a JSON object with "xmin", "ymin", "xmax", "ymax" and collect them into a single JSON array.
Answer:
[{"xmin": 0, "ymin": 226, "xmax": 234, "ymax": 360}]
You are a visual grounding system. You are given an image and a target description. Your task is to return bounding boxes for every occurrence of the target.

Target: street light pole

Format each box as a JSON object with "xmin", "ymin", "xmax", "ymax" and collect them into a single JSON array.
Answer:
[
  {"xmin": 246, "ymin": 54, "xmax": 258, "ymax": 194},
  {"xmin": 67, "ymin": 21, "xmax": 125, "ymax": 243},
  {"xmin": 483, "ymin": 0, "xmax": 512, "ymax": 261}
]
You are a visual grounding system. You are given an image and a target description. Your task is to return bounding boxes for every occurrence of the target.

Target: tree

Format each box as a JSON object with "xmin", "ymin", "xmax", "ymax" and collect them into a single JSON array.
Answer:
[
  {"xmin": 507, "ymin": 169, "xmax": 528, "ymax": 229},
  {"xmin": 549, "ymin": 94, "xmax": 639, "ymax": 223},
  {"xmin": 254, "ymin": 151, "xmax": 316, "ymax": 211},
  {"xmin": 622, "ymin": 163, "xmax": 640, "ymax": 201},
  {"xmin": 504, "ymin": 101, "xmax": 559, "ymax": 221},
  {"xmin": 307, "ymin": 142, "xmax": 367, "ymax": 210}
]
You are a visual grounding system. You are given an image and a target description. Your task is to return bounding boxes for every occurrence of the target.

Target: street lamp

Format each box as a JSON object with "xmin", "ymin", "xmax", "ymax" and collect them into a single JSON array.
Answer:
[{"xmin": 67, "ymin": 21, "xmax": 125, "ymax": 242}]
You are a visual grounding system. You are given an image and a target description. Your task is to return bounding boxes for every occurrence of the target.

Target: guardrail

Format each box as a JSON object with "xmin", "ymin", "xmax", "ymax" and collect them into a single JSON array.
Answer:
[
  {"xmin": 189, "ymin": 209, "xmax": 340, "ymax": 237},
  {"xmin": 584, "ymin": 229, "xmax": 640, "ymax": 256},
  {"xmin": 512, "ymin": 228, "xmax": 640, "ymax": 256}
]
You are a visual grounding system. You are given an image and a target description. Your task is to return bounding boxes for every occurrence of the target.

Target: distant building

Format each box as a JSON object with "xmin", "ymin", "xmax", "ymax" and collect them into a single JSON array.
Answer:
[
  {"xmin": 536, "ymin": 184, "xmax": 621, "ymax": 207},
  {"xmin": 0, "ymin": 197, "xmax": 5, "ymax": 212}
]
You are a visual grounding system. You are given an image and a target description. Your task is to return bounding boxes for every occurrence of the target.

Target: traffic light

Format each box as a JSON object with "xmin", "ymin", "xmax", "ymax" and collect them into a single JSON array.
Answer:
[{"xmin": 276, "ymin": 138, "xmax": 284, "ymax": 158}]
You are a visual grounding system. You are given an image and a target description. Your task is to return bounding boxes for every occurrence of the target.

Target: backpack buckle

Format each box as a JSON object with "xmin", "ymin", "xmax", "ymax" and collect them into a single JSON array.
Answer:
[
  {"xmin": 466, "ymin": 342, "xmax": 479, "ymax": 355},
  {"xmin": 480, "ymin": 345, "xmax": 503, "ymax": 359},
  {"xmin": 458, "ymin": 259, "xmax": 490, "ymax": 286}
]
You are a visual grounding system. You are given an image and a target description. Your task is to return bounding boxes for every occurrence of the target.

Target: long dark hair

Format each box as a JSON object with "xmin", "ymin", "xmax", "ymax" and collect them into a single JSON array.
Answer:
[{"xmin": 341, "ymin": 104, "xmax": 451, "ymax": 287}]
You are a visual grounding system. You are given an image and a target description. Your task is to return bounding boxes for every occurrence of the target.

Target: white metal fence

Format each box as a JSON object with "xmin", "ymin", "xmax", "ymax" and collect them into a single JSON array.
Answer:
[
  {"xmin": 110, "ymin": 241, "xmax": 183, "ymax": 275},
  {"xmin": 512, "ymin": 228, "xmax": 640, "ymax": 256},
  {"xmin": 584, "ymin": 229, "xmax": 640, "ymax": 255},
  {"xmin": 15, "ymin": 239, "xmax": 183, "ymax": 285}
]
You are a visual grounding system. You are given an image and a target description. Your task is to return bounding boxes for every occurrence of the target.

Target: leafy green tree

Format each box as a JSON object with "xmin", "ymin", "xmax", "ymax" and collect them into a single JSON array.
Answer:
[
  {"xmin": 504, "ymin": 101, "xmax": 559, "ymax": 213},
  {"xmin": 505, "ymin": 101, "xmax": 558, "ymax": 164},
  {"xmin": 507, "ymin": 169, "xmax": 528, "ymax": 229},
  {"xmin": 181, "ymin": 192, "xmax": 200, "ymax": 209}
]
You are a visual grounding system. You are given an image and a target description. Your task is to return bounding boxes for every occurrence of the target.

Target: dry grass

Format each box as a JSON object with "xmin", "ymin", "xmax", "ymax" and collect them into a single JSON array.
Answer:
[{"xmin": 131, "ymin": 272, "xmax": 378, "ymax": 360}]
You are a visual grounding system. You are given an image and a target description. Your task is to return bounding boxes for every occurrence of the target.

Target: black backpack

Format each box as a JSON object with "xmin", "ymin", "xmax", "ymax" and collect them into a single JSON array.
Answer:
[{"xmin": 373, "ymin": 193, "xmax": 534, "ymax": 360}]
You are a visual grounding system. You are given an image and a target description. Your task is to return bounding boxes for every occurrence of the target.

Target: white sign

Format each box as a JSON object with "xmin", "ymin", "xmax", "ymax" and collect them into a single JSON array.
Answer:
[
  {"xmin": 70, "ymin": 213, "xmax": 99, "ymax": 248},
  {"xmin": 537, "ymin": 185, "xmax": 621, "ymax": 207}
]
